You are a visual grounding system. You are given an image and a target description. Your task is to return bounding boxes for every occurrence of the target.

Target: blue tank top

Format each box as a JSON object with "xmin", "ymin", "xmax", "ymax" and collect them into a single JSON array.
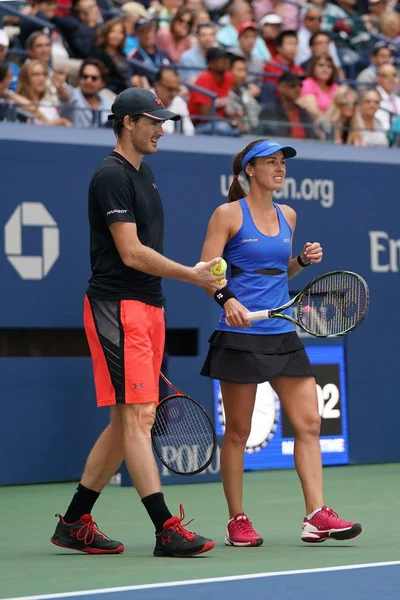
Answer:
[{"xmin": 216, "ymin": 199, "xmax": 295, "ymax": 335}]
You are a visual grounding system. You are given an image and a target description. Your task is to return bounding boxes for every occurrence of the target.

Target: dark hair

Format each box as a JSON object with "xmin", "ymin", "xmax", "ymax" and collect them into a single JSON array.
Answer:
[
  {"xmin": 228, "ymin": 139, "xmax": 265, "ymax": 203},
  {"xmin": 172, "ymin": 8, "xmax": 194, "ymax": 31},
  {"xmin": 307, "ymin": 53, "xmax": 337, "ymax": 86},
  {"xmin": 276, "ymin": 29, "xmax": 297, "ymax": 48},
  {"xmin": 0, "ymin": 61, "xmax": 10, "ymax": 83},
  {"xmin": 79, "ymin": 58, "xmax": 108, "ymax": 81},
  {"xmin": 229, "ymin": 55, "xmax": 246, "ymax": 68},
  {"xmin": 112, "ymin": 114, "xmax": 142, "ymax": 138},
  {"xmin": 373, "ymin": 43, "xmax": 391, "ymax": 56},
  {"xmin": 25, "ymin": 31, "xmax": 50, "ymax": 51},
  {"xmin": 96, "ymin": 18, "xmax": 126, "ymax": 52},
  {"xmin": 309, "ymin": 30, "xmax": 330, "ymax": 48},
  {"xmin": 154, "ymin": 66, "xmax": 179, "ymax": 83}
]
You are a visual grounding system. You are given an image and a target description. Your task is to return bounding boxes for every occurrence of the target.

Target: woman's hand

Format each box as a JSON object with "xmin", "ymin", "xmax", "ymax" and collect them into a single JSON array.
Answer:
[
  {"xmin": 302, "ymin": 242, "xmax": 323, "ymax": 265},
  {"xmin": 224, "ymin": 298, "xmax": 251, "ymax": 328}
]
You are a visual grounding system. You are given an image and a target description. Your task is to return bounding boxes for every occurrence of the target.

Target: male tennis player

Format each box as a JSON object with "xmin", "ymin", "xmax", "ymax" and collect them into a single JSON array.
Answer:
[{"xmin": 50, "ymin": 88, "xmax": 223, "ymax": 558}]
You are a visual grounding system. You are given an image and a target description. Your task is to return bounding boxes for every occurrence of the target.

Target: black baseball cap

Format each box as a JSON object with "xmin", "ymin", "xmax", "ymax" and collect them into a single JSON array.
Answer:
[
  {"xmin": 206, "ymin": 47, "xmax": 229, "ymax": 63},
  {"xmin": 108, "ymin": 88, "xmax": 181, "ymax": 122},
  {"xmin": 278, "ymin": 71, "xmax": 304, "ymax": 84}
]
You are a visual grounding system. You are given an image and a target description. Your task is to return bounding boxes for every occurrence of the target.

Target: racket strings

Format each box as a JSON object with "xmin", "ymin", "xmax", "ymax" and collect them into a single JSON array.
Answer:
[
  {"xmin": 152, "ymin": 395, "xmax": 215, "ymax": 474},
  {"xmin": 299, "ymin": 273, "xmax": 368, "ymax": 336}
]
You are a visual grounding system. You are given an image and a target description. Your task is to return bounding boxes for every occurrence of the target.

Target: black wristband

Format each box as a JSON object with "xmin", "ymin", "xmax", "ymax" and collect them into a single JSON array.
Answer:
[
  {"xmin": 297, "ymin": 254, "xmax": 311, "ymax": 268},
  {"xmin": 214, "ymin": 287, "xmax": 237, "ymax": 307}
]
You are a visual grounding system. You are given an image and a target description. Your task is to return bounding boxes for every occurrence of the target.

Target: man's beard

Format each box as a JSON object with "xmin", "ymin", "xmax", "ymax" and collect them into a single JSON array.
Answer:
[{"xmin": 82, "ymin": 91, "xmax": 97, "ymax": 99}]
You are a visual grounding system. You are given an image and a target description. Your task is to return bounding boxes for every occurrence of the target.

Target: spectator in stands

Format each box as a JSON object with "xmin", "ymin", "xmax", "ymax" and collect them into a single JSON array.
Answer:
[
  {"xmin": 53, "ymin": 58, "xmax": 113, "ymax": 127},
  {"xmin": 258, "ymin": 13, "xmax": 281, "ymax": 58},
  {"xmin": 129, "ymin": 18, "xmax": 172, "ymax": 88},
  {"xmin": 228, "ymin": 21, "xmax": 264, "ymax": 89},
  {"xmin": 53, "ymin": 0, "xmax": 101, "ymax": 59},
  {"xmin": 121, "ymin": 2, "xmax": 150, "ymax": 55},
  {"xmin": 153, "ymin": 66, "xmax": 194, "ymax": 134},
  {"xmin": 149, "ymin": 0, "xmax": 183, "ymax": 28},
  {"xmin": 217, "ymin": 2, "xmax": 270, "ymax": 61},
  {"xmin": 375, "ymin": 63, "xmax": 400, "ymax": 131},
  {"xmin": 298, "ymin": 53, "xmax": 339, "ymax": 118},
  {"xmin": 329, "ymin": 0, "xmax": 370, "ymax": 74},
  {"xmin": 259, "ymin": 71, "xmax": 315, "ymax": 138},
  {"xmin": 179, "ymin": 23, "xmax": 216, "ymax": 83},
  {"xmin": 356, "ymin": 87, "xmax": 388, "ymax": 146},
  {"xmin": 363, "ymin": 0, "xmax": 388, "ymax": 33},
  {"xmin": 15, "ymin": 59, "xmax": 72, "ymax": 125},
  {"xmin": 317, "ymin": 84, "xmax": 362, "ymax": 144},
  {"xmin": 155, "ymin": 9, "xmax": 194, "ymax": 63},
  {"xmin": 379, "ymin": 11, "xmax": 400, "ymax": 42},
  {"xmin": 254, "ymin": 0, "xmax": 299, "ymax": 31},
  {"xmin": 356, "ymin": 41, "xmax": 392, "ymax": 86},
  {"xmin": 92, "ymin": 19, "xmax": 131, "ymax": 95},
  {"xmin": 296, "ymin": 11, "xmax": 343, "ymax": 77},
  {"xmin": 188, "ymin": 46, "xmax": 238, "ymax": 135},
  {"xmin": 264, "ymin": 30, "xmax": 304, "ymax": 84},
  {"xmin": 0, "ymin": 61, "xmax": 30, "ymax": 122},
  {"xmin": 26, "ymin": 32, "xmax": 59, "ymax": 105},
  {"xmin": 0, "ymin": 29, "xmax": 19, "ymax": 92},
  {"xmin": 226, "ymin": 55, "xmax": 260, "ymax": 133},
  {"xmin": 18, "ymin": 0, "xmax": 57, "ymax": 48}
]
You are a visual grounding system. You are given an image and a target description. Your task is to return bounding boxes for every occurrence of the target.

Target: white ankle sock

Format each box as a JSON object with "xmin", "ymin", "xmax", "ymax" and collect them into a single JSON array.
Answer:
[{"xmin": 306, "ymin": 507, "xmax": 323, "ymax": 520}]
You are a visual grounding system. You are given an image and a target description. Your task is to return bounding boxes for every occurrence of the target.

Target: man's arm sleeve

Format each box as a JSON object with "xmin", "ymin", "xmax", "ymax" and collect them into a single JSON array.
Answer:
[{"xmin": 92, "ymin": 166, "xmax": 136, "ymax": 226}]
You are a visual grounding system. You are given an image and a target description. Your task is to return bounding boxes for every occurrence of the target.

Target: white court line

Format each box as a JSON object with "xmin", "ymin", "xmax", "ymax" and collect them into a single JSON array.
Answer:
[{"xmin": 2, "ymin": 561, "xmax": 400, "ymax": 600}]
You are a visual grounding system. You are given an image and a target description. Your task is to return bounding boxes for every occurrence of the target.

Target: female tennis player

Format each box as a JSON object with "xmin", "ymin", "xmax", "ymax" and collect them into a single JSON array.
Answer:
[{"xmin": 200, "ymin": 139, "xmax": 362, "ymax": 547}]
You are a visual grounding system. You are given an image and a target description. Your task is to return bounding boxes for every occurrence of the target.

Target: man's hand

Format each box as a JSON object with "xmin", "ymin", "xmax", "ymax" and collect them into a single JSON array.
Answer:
[{"xmin": 190, "ymin": 258, "xmax": 226, "ymax": 290}]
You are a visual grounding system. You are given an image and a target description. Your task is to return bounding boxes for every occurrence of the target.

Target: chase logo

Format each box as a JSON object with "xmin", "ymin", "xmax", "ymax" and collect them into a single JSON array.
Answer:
[{"xmin": 240, "ymin": 238, "xmax": 259, "ymax": 243}]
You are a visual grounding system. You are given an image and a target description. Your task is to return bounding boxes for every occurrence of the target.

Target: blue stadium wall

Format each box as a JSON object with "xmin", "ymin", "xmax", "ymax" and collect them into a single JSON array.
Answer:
[{"xmin": 1, "ymin": 125, "xmax": 399, "ymax": 486}]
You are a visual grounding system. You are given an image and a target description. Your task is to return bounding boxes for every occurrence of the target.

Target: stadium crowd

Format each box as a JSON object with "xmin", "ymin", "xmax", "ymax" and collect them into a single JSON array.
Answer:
[{"xmin": 1, "ymin": 0, "xmax": 400, "ymax": 145}]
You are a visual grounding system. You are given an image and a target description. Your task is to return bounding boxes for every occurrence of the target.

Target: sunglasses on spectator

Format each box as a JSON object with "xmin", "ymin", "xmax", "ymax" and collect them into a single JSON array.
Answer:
[
  {"xmin": 178, "ymin": 18, "xmax": 192, "ymax": 25},
  {"xmin": 340, "ymin": 100, "xmax": 357, "ymax": 106},
  {"xmin": 380, "ymin": 72, "xmax": 397, "ymax": 78},
  {"xmin": 307, "ymin": 16, "xmax": 322, "ymax": 21},
  {"xmin": 81, "ymin": 74, "xmax": 100, "ymax": 81},
  {"xmin": 286, "ymin": 82, "xmax": 302, "ymax": 88}
]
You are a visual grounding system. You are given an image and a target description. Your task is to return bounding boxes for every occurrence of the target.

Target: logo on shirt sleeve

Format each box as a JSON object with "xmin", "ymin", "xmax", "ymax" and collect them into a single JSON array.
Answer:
[{"xmin": 106, "ymin": 209, "xmax": 128, "ymax": 216}]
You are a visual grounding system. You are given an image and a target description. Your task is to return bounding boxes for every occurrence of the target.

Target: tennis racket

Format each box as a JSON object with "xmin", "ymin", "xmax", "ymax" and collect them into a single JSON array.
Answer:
[
  {"xmin": 247, "ymin": 271, "xmax": 369, "ymax": 338},
  {"xmin": 152, "ymin": 373, "xmax": 217, "ymax": 476}
]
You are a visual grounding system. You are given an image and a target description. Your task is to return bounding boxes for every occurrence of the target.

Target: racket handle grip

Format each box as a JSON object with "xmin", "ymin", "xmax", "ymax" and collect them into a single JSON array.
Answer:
[{"xmin": 247, "ymin": 310, "xmax": 271, "ymax": 322}]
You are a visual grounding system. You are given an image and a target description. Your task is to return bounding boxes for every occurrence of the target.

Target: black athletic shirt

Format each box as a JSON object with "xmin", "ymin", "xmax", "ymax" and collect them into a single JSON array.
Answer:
[{"xmin": 86, "ymin": 151, "xmax": 164, "ymax": 306}]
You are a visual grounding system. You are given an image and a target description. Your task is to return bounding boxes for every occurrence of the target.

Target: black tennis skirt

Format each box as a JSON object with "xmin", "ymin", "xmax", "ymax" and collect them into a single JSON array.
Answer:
[{"xmin": 200, "ymin": 330, "xmax": 314, "ymax": 384}]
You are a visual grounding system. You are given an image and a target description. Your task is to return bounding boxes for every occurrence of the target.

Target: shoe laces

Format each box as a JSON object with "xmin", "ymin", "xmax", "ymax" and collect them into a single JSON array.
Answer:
[
  {"xmin": 323, "ymin": 506, "xmax": 339, "ymax": 518},
  {"xmin": 232, "ymin": 513, "xmax": 254, "ymax": 533},
  {"xmin": 163, "ymin": 504, "xmax": 196, "ymax": 541},
  {"xmin": 76, "ymin": 515, "xmax": 108, "ymax": 545}
]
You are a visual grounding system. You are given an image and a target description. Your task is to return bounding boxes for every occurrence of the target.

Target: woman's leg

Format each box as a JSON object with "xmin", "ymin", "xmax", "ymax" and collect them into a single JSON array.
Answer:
[
  {"xmin": 269, "ymin": 376, "xmax": 323, "ymax": 515},
  {"xmin": 220, "ymin": 381, "xmax": 257, "ymax": 518}
]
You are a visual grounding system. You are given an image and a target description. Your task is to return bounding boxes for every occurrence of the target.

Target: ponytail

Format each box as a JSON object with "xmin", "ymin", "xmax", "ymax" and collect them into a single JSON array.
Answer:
[{"xmin": 227, "ymin": 139, "xmax": 266, "ymax": 203}]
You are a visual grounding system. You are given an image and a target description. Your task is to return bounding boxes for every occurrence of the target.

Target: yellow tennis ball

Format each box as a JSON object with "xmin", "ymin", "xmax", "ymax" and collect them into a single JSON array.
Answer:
[{"xmin": 210, "ymin": 259, "xmax": 227, "ymax": 277}]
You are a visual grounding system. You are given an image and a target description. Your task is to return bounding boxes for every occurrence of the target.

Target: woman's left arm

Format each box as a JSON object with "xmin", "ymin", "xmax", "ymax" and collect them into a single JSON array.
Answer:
[{"xmin": 280, "ymin": 205, "xmax": 323, "ymax": 279}]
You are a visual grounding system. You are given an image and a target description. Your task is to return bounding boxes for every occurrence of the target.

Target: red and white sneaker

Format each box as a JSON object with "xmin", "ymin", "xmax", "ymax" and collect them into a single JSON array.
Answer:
[
  {"xmin": 224, "ymin": 513, "xmax": 263, "ymax": 547},
  {"xmin": 301, "ymin": 506, "xmax": 362, "ymax": 543}
]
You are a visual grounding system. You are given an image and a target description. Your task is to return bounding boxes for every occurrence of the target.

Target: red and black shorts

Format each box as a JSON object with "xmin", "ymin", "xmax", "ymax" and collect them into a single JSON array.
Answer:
[{"xmin": 84, "ymin": 296, "xmax": 165, "ymax": 407}]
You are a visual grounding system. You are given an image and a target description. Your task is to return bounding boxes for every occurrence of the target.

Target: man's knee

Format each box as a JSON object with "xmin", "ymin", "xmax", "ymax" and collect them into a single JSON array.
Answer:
[{"xmin": 120, "ymin": 403, "xmax": 156, "ymax": 438}]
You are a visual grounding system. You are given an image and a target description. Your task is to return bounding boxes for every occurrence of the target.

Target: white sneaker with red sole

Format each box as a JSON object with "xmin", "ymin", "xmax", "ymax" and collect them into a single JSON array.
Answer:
[
  {"xmin": 301, "ymin": 506, "xmax": 362, "ymax": 543},
  {"xmin": 224, "ymin": 513, "xmax": 263, "ymax": 547}
]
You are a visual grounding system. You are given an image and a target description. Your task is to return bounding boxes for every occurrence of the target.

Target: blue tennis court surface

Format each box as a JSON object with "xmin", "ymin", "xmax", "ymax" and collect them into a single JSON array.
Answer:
[{"xmin": 6, "ymin": 562, "xmax": 400, "ymax": 600}]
